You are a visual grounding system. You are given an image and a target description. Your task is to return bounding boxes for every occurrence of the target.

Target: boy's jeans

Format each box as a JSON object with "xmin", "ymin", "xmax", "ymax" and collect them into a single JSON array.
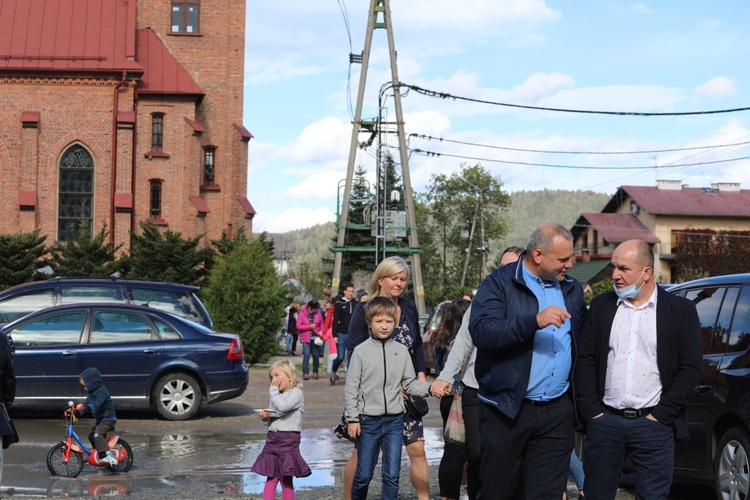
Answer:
[{"xmin": 352, "ymin": 414, "xmax": 404, "ymax": 500}]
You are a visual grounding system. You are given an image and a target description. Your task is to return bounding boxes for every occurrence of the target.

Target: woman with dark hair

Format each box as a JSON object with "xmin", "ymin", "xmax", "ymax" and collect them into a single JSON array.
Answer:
[
  {"xmin": 343, "ymin": 256, "xmax": 431, "ymax": 500},
  {"xmin": 296, "ymin": 300, "xmax": 325, "ymax": 380},
  {"xmin": 434, "ymin": 298, "xmax": 471, "ymax": 500}
]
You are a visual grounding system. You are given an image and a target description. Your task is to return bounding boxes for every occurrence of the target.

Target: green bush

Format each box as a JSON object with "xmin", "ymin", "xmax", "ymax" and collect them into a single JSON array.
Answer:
[{"xmin": 201, "ymin": 240, "xmax": 286, "ymax": 364}]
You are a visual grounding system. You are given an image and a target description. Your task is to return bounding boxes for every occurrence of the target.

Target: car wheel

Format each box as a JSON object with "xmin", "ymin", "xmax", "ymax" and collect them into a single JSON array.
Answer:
[
  {"xmin": 715, "ymin": 427, "xmax": 750, "ymax": 500},
  {"xmin": 153, "ymin": 372, "xmax": 202, "ymax": 421}
]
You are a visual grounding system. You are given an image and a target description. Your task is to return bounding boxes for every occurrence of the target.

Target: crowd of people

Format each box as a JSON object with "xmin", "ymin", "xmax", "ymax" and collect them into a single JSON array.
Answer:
[{"xmin": 257, "ymin": 223, "xmax": 702, "ymax": 500}]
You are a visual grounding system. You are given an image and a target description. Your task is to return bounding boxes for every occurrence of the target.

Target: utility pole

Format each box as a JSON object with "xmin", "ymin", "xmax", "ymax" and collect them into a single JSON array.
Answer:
[{"xmin": 331, "ymin": 0, "xmax": 426, "ymax": 318}]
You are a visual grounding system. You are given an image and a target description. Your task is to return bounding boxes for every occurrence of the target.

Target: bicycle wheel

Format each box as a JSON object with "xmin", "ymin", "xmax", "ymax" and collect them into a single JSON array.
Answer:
[
  {"xmin": 106, "ymin": 438, "xmax": 133, "ymax": 473},
  {"xmin": 47, "ymin": 443, "xmax": 84, "ymax": 478}
]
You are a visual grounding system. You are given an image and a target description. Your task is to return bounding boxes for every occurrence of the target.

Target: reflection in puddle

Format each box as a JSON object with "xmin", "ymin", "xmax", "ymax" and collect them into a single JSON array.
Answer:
[
  {"xmin": 33, "ymin": 427, "xmax": 446, "ymax": 496},
  {"xmin": 239, "ymin": 427, "xmax": 444, "ymax": 494},
  {"xmin": 47, "ymin": 477, "xmax": 132, "ymax": 497}
]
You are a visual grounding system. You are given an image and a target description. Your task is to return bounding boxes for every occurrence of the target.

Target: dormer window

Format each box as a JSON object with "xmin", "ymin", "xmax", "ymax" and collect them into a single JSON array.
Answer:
[{"xmin": 171, "ymin": 0, "xmax": 200, "ymax": 34}]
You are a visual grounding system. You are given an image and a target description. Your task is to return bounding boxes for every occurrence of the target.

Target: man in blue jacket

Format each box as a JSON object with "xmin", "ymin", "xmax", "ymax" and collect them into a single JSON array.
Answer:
[{"xmin": 469, "ymin": 223, "xmax": 586, "ymax": 499}]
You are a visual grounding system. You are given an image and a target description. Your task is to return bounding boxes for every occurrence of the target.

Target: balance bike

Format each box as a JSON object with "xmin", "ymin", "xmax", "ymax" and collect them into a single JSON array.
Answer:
[{"xmin": 46, "ymin": 401, "xmax": 133, "ymax": 478}]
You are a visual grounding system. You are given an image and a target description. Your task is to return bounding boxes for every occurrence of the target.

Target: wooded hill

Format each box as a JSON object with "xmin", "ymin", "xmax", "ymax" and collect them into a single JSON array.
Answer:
[{"xmin": 268, "ymin": 189, "xmax": 611, "ymax": 293}]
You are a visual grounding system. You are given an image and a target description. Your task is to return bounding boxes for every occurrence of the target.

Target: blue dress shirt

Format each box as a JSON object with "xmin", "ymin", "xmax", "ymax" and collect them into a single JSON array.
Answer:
[{"xmin": 522, "ymin": 263, "xmax": 572, "ymax": 400}]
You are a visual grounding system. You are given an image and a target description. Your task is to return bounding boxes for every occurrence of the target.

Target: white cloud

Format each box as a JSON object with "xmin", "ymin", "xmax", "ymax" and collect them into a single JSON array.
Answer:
[
  {"xmin": 254, "ymin": 206, "xmax": 336, "ymax": 234},
  {"xmin": 288, "ymin": 117, "xmax": 351, "ymax": 163},
  {"xmin": 694, "ymin": 77, "xmax": 737, "ymax": 99},
  {"xmin": 510, "ymin": 72, "xmax": 577, "ymax": 102}
]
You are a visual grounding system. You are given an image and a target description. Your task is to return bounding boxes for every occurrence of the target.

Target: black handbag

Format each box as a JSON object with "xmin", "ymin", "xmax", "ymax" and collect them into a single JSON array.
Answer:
[
  {"xmin": 404, "ymin": 395, "xmax": 429, "ymax": 419},
  {"xmin": 0, "ymin": 402, "xmax": 19, "ymax": 449}
]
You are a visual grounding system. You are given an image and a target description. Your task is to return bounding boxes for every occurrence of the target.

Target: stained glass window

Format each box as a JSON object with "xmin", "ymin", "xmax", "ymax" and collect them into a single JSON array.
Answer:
[{"xmin": 58, "ymin": 145, "xmax": 93, "ymax": 242}]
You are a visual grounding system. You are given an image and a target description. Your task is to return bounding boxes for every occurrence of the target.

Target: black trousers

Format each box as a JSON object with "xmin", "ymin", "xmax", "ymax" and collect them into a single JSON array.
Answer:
[
  {"xmin": 88, "ymin": 420, "xmax": 115, "ymax": 455},
  {"xmin": 478, "ymin": 395, "xmax": 574, "ymax": 500}
]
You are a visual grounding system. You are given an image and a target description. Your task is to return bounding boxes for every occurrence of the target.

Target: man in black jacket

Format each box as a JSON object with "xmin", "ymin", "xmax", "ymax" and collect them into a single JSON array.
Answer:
[
  {"xmin": 0, "ymin": 332, "xmax": 16, "ymax": 482},
  {"xmin": 576, "ymin": 239, "xmax": 702, "ymax": 499},
  {"xmin": 329, "ymin": 284, "xmax": 355, "ymax": 385}
]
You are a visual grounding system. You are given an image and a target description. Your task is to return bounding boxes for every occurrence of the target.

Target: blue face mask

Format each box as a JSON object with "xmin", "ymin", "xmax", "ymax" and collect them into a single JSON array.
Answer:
[{"xmin": 613, "ymin": 268, "xmax": 646, "ymax": 299}]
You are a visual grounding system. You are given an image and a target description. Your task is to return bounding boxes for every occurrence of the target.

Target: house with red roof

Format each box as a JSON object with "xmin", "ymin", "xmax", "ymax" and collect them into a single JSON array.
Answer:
[
  {"xmin": 0, "ymin": 0, "xmax": 255, "ymax": 250},
  {"xmin": 569, "ymin": 179, "xmax": 750, "ymax": 285}
]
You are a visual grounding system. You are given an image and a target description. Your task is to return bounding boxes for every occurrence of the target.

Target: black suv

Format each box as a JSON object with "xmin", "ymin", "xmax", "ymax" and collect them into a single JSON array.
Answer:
[
  {"xmin": 0, "ymin": 278, "xmax": 213, "ymax": 329},
  {"xmin": 669, "ymin": 274, "xmax": 750, "ymax": 498}
]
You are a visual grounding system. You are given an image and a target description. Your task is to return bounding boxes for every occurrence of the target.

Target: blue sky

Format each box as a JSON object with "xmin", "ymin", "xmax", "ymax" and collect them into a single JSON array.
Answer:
[{"xmin": 244, "ymin": 1, "xmax": 750, "ymax": 233}]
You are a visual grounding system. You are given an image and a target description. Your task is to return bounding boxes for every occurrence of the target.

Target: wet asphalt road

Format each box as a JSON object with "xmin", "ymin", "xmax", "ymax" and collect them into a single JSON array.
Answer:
[{"xmin": 0, "ymin": 357, "xmax": 716, "ymax": 499}]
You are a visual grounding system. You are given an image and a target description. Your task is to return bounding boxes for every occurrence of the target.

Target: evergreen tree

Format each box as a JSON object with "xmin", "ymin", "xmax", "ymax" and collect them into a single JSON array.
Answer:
[
  {"xmin": 0, "ymin": 230, "xmax": 49, "ymax": 290},
  {"xmin": 201, "ymin": 238, "xmax": 287, "ymax": 364},
  {"xmin": 129, "ymin": 221, "xmax": 214, "ymax": 285},
  {"xmin": 212, "ymin": 227, "xmax": 251, "ymax": 256},
  {"xmin": 49, "ymin": 223, "xmax": 128, "ymax": 277}
]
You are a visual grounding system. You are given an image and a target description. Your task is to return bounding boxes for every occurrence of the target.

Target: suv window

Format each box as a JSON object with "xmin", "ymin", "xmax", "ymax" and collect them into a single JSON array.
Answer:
[
  {"xmin": 728, "ymin": 286, "xmax": 750, "ymax": 353},
  {"xmin": 60, "ymin": 285, "xmax": 126, "ymax": 304},
  {"xmin": 685, "ymin": 286, "xmax": 738, "ymax": 355},
  {"xmin": 0, "ymin": 288, "xmax": 55, "ymax": 324},
  {"xmin": 129, "ymin": 287, "xmax": 205, "ymax": 325},
  {"xmin": 10, "ymin": 311, "xmax": 85, "ymax": 347}
]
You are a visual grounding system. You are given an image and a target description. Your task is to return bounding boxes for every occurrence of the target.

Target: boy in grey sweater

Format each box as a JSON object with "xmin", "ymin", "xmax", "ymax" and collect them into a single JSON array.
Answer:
[{"xmin": 345, "ymin": 296, "xmax": 435, "ymax": 500}]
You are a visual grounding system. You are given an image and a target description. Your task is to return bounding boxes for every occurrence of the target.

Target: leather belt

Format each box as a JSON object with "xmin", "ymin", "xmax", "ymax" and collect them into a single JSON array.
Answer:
[
  {"xmin": 524, "ymin": 394, "xmax": 565, "ymax": 406},
  {"xmin": 604, "ymin": 405, "xmax": 655, "ymax": 419}
]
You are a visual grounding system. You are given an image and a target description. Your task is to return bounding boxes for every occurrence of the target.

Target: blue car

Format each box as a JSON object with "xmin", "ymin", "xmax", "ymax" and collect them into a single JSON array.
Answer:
[{"xmin": 3, "ymin": 303, "xmax": 248, "ymax": 420}]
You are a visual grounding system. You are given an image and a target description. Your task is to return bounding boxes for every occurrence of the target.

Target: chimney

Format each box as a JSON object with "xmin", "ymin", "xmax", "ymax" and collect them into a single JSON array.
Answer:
[
  {"xmin": 657, "ymin": 179, "xmax": 682, "ymax": 190},
  {"xmin": 711, "ymin": 182, "xmax": 741, "ymax": 192}
]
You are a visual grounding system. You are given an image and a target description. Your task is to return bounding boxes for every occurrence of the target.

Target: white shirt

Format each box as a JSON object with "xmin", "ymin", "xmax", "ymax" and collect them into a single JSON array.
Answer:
[{"xmin": 603, "ymin": 287, "xmax": 662, "ymax": 410}]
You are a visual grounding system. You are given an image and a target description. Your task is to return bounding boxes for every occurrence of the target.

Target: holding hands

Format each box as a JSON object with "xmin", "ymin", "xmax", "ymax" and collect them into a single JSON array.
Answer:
[{"xmin": 430, "ymin": 380, "xmax": 453, "ymax": 398}]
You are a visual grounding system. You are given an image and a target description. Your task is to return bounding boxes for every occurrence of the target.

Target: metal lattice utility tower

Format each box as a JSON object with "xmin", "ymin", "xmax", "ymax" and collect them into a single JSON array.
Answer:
[{"xmin": 330, "ymin": 0, "xmax": 426, "ymax": 318}]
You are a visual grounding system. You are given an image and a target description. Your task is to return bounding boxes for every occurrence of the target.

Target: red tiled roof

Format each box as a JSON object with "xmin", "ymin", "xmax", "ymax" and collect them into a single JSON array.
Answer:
[
  {"xmin": 189, "ymin": 195, "xmax": 210, "ymax": 214},
  {"xmin": 0, "ymin": 0, "xmax": 142, "ymax": 73},
  {"xmin": 135, "ymin": 29, "xmax": 203, "ymax": 97},
  {"xmin": 185, "ymin": 117, "xmax": 205, "ymax": 133},
  {"xmin": 238, "ymin": 197, "xmax": 256, "ymax": 216},
  {"xmin": 234, "ymin": 124, "xmax": 254, "ymax": 140},
  {"xmin": 575, "ymin": 213, "xmax": 660, "ymax": 244},
  {"xmin": 604, "ymin": 185, "xmax": 750, "ymax": 217}
]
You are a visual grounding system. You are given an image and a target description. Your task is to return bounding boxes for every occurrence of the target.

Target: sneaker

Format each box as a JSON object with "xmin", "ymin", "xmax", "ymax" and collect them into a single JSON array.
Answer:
[
  {"xmin": 303, "ymin": 373, "xmax": 310, "ymax": 380},
  {"xmin": 103, "ymin": 451, "xmax": 118, "ymax": 466},
  {"xmin": 329, "ymin": 372, "xmax": 336, "ymax": 385},
  {"xmin": 313, "ymin": 372, "xmax": 319, "ymax": 380},
  {"xmin": 334, "ymin": 373, "xmax": 340, "ymax": 381}
]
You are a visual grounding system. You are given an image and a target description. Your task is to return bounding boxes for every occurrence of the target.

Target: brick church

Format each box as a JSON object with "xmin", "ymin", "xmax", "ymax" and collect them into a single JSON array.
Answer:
[{"xmin": 0, "ymin": 0, "xmax": 255, "ymax": 251}]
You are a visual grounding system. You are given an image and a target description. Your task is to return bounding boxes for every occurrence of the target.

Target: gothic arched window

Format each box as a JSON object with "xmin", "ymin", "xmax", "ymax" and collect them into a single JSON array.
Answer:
[{"xmin": 58, "ymin": 144, "xmax": 94, "ymax": 242}]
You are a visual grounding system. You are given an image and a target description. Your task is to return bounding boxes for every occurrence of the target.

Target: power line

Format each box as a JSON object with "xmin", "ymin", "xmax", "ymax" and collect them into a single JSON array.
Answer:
[
  {"xmin": 409, "ymin": 147, "xmax": 750, "ymax": 170},
  {"xmin": 400, "ymin": 83, "xmax": 750, "ymax": 117},
  {"xmin": 410, "ymin": 134, "xmax": 750, "ymax": 156}
]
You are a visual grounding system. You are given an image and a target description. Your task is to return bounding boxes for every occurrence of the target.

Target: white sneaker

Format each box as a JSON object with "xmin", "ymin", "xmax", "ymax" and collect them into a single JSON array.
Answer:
[{"xmin": 103, "ymin": 452, "xmax": 118, "ymax": 466}]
